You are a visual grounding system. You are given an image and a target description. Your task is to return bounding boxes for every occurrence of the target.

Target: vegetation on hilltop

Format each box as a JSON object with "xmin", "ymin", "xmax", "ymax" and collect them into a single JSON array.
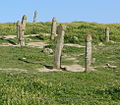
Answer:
[{"xmin": 0, "ymin": 21, "xmax": 120, "ymax": 44}]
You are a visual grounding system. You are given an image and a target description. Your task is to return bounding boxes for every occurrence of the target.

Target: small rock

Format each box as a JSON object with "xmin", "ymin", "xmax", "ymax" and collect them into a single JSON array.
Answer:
[
  {"xmin": 74, "ymin": 36, "xmax": 79, "ymax": 41},
  {"xmin": 98, "ymin": 42, "xmax": 105, "ymax": 46},
  {"xmin": 104, "ymin": 63, "xmax": 117, "ymax": 69},
  {"xmin": 43, "ymin": 48, "xmax": 53, "ymax": 54},
  {"xmin": 22, "ymin": 58, "xmax": 26, "ymax": 60}
]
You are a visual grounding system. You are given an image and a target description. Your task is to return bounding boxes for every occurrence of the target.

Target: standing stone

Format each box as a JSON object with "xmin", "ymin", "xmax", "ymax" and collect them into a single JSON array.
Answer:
[
  {"xmin": 19, "ymin": 15, "xmax": 27, "ymax": 46},
  {"xmin": 54, "ymin": 24, "xmax": 66, "ymax": 69},
  {"xmin": 105, "ymin": 27, "xmax": 110, "ymax": 42},
  {"xmin": 85, "ymin": 34, "xmax": 92, "ymax": 72},
  {"xmin": 21, "ymin": 15, "xmax": 27, "ymax": 29},
  {"xmin": 33, "ymin": 10, "xmax": 38, "ymax": 23},
  {"xmin": 16, "ymin": 21, "xmax": 21, "ymax": 38},
  {"xmin": 51, "ymin": 17, "xmax": 57, "ymax": 40}
]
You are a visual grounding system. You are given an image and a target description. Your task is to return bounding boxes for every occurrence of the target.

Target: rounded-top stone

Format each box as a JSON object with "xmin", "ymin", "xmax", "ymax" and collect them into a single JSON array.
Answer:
[
  {"xmin": 85, "ymin": 34, "xmax": 92, "ymax": 42},
  {"xmin": 58, "ymin": 24, "xmax": 66, "ymax": 31},
  {"xmin": 106, "ymin": 27, "xmax": 110, "ymax": 30},
  {"xmin": 52, "ymin": 17, "xmax": 57, "ymax": 22},
  {"xmin": 22, "ymin": 15, "xmax": 27, "ymax": 20}
]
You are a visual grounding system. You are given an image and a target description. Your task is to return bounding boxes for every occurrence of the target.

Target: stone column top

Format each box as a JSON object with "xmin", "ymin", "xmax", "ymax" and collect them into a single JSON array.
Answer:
[
  {"xmin": 106, "ymin": 27, "xmax": 110, "ymax": 30},
  {"xmin": 58, "ymin": 24, "xmax": 66, "ymax": 31},
  {"xmin": 22, "ymin": 15, "xmax": 27, "ymax": 23},
  {"xmin": 52, "ymin": 17, "xmax": 57, "ymax": 22},
  {"xmin": 85, "ymin": 34, "xmax": 92, "ymax": 42}
]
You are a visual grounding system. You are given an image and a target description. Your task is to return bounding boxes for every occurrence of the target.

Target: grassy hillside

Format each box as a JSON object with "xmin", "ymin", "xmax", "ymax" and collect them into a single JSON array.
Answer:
[
  {"xmin": 0, "ymin": 21, "xmax": 120, "ymax": 44},
  {"xmin": 0, "ymin": 22, "xmax": 51, "ymax": 36},
  {"xmin": 0, "ymin": 21, "xmax": 120, "ymax": 104},
  {"xmin": 0, "ymin": 43, "xmax": 120, "ymax": 104}
]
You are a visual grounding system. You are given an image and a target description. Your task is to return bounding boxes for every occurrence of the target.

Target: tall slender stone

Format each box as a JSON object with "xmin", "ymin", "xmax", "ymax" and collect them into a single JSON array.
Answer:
[
  {"xmin": 19, "ymin": 15, "xmax": 27, "ymax": 46},
  {"xmin": 85, "ymin": 34, "xmax": 92, "ymax": 72},
  {"xmin": 54, "ymin": 24, "xmax": 66, "ymax": 69},
  {"xmin": 16, "ymin": 21, "xmax": 21, "ymax": 38},
  {"xmin": 21, "ymin": 15, "xmax": 27, "ymax": 29},
  {"xmin": 105, "ymin": 27, "xmax": 110, "ymax": 42},
  {"xmin": 51, "ymin": 17, "xmax": 57, "ymax": 40},
  {"xmin": 33, "ymin": 10, "xmax": 38, "ymax": 23}
]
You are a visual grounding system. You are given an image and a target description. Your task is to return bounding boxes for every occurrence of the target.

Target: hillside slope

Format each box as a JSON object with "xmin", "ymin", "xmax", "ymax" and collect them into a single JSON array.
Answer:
[{"xmin": 0, "ymin": 21, "xmax": 120, "ymax": 43}]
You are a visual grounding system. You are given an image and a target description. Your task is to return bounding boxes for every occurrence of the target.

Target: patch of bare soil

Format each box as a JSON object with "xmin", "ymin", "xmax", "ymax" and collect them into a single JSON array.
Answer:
[
  {"xmin": 0, "ymin": 68, "xmax": 27, "ymax": 72},
  {"xmin": 0, "ymin": 41, "xmax": 47, "ymax": 48},
  {"xmin": 3, "ymin": 35, "xmax": 17, "ymax": 39},
  {"xmin": 25, "ymin": 33, "xmax": 50, "ymax": 37},
  {"xmin": 1, "ymin": 34, "xmax": 38, "ymax": 39},
  {"xmin": 65, "ymin": 57, "xmax": 77, "ymax": 61},
  {"xmin": 64, "ymin": 44, "xmax": 85, "ymax": 48},
  {"xmin": 1, "ymin": 33, "xmax": 50, "ymax": 39},
  {"xmin": 25, "ymin": 34, "xmax": 39, "ymax": 37},
  {"xmin": 62, "ymin": 64, "xmax": 85, "ymax": 72},
  {"xmin": 37, "ymin": 67, "xmax": 62, "ymax": 72},
  {"xmin": 37, "ymin": 64, "xmax": 95, "ymax": 72},
  {"xmin": 26, "ymin": 42, "xmax": 48, "ymax": 48}
]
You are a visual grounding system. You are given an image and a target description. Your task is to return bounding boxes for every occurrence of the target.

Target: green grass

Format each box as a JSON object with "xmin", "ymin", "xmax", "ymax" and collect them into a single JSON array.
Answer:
[
  {"xmin": 0, "ymin": 21, "xmax": 120, "ymax": 104},
  {"xmin": 0, "ymin": 45, "xmax": 84, "ymax": 71},
  {"xmin": 0, "ymin": 69, "xmax": 120, "ymax": 104},
  {"xmin": 26, "ymin": 34, "xmax": 50, "ymax": 42},
  {"xmin": 0, "ymin": 22, "xmax": 51, "ymax": 35},
  {"xmin": 1, "ymin": 21, "xmax": 120, "ymax": 44},
  {"xmin": 0, "ymin": 38, "xmax": 19, "ymax": 45},
  {"xmin": 0, "ymin": 46, "xmax": 53, "ymax": 71},
  {"xmin": 0, "ymin": 42, "xmax": 120, "ymax": 104}
]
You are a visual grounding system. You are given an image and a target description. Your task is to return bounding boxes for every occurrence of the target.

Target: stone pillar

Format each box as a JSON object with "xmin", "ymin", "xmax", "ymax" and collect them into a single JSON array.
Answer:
[
  {"xmin": 105, "ymin": 27, "xmax": 110, "ymax": 42},
  {"xmin": 85, "ymin": 34, "xmax": 92, "ymax": 72},
  {"xmin": 16, "ymin": 21, "xmax": 21, "ymax": 38},
  {"xmin": 19, "ymin": 15, "xmax": 27, "ymax": 46},
  {"xmin": 33, "ymin": 10, "xmax": 38, "ymax": 23},
  {"xmin": 51, "ymin": 17, "xmax": 57, "ymax": 40},
  {"xmin": 54, "ymin": 24, "xmax": 66, "ymax": 69}
]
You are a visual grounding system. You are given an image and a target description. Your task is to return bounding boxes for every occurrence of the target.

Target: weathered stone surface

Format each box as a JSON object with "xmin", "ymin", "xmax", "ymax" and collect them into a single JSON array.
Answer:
[
  {"xmin": 54, "ymin": 24, "xmax": 66, "ymax": 69},
  {"xmin": 105, "ymin": 27, "xmax": 110, "ymax": 42},
  {"xmin": 18, "ymin": 15, "xmax": 27, "ymax": 46},
  {"xmin": 33, "ymin": 10, "xmax": 38, "ymax": 23},
  {"xmin": 16, "ymin": 21, "xmax": 21, "ymax": 38},
  {"xmin": 51, "ymin": 17, "xmax": 57, "ymax": 40},
  {"xmin": 85, "ymin": 34, "xmax": 92, "ymax": 72}
]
